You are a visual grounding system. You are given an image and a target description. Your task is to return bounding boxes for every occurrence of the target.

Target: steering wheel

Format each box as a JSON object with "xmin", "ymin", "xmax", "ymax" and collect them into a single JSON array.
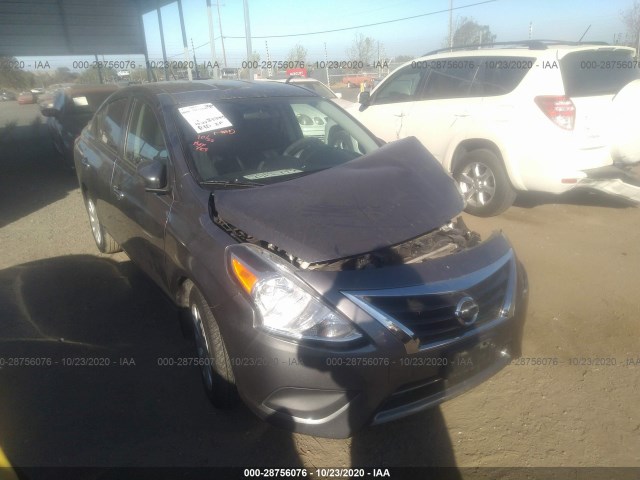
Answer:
[
  {"xmin": 330, "ymin": 130, "xmax": 355, "ymax": 151},
  {"xmin": 283, "ymin": 137, "xmax": 325, "ymax": 160}
]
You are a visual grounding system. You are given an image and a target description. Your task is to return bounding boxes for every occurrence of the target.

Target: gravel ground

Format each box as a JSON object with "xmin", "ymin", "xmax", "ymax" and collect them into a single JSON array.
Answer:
[{"xmin": 0, "ymin": 101, "xmax": 639, "ymax": 475}]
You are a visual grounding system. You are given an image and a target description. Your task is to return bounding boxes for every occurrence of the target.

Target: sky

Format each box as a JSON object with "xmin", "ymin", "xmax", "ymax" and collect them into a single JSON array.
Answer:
[{"xmin": 14, "ymin": 0, "xmax": 637, "ymax": 71}]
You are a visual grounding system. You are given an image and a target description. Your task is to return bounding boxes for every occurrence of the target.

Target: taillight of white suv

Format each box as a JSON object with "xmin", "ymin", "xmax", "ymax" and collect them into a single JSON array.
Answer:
[{"xmin": 534, "ymin": 96, "xmax": 576, "ymax": 130}]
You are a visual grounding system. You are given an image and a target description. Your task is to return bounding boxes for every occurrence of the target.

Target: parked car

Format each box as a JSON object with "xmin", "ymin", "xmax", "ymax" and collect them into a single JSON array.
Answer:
[
  {"xmin": 349, "ymin": 41, "xmax": 640, "ymax": 216},
  {"xmin": 0, "ymin": 90, "xmax": 17, "ymax": 101},
  {"xmin": 343, "ymin": 74, "xmax": 376, "ymax": 88},
  {"xmin": 41, "ymin": 85, "xmax": 119, "ymax": 167},
  {"xmin": 17, "ymin": 91, "xmax": 35, "ymax": 104},
  {"xmin": 270, "ymin": 77, "xmax": 352, "ymax": 109},
  {"xmin": 74, "ymin": 80, "xmax": 528, "ymax": 438}
]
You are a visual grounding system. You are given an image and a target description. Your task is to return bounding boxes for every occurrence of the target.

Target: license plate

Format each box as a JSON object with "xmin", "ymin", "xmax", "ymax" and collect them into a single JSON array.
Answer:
[{"xmin": 442, "ymin": 339, "xmax": 498, "ymax": 383}]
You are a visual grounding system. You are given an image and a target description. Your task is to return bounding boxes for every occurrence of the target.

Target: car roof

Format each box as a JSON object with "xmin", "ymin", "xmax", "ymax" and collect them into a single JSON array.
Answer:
[
  {"xmin": 419, "ymin": 41, "xmax": 635, "ymax": 59},
  {"xmin": 118, "ymin": 80, "xmax": 320, "ymax": 105},
  {"xmin": 62, "ymin": 84, "xmax": 119, "ymax": 95}
]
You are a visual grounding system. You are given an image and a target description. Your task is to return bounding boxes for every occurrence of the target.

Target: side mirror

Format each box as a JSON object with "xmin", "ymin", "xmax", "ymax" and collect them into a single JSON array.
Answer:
[
  {"xmin": 138, "ymin": 159, "xmax": 169, "ymax": 193},
  {"xmin": 357, "ymin": 91, "xmax": 370, "ymax": 106},
  {"xmin": 335, "ymin": 92, "xmax": 343, "ymax": 99},
  {"xmin": 41, "ymin": 107, "xmax": 58, "ymax": 117}
]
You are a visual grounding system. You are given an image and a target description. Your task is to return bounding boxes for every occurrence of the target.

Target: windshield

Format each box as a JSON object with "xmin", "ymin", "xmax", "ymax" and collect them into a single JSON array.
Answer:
[
  {"xmin": 176, "ymin": 96, "xmax": 379, "ymax": 186},
  {"xmin": 69, "ymin": 91, "xmax": 115, "ymax": 114}
]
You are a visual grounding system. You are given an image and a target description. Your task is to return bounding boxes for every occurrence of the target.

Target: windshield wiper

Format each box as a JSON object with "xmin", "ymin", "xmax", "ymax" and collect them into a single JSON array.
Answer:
[{"xmin": 200, "ymin": 179, "xmax": 265, "ymax": 188}]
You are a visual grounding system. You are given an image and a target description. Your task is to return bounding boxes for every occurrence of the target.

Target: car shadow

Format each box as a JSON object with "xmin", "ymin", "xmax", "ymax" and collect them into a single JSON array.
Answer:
[
  {"xmin": 514, "ymin": 188, "xmax": 636, "ymax": 210},
  {"xmin": 0, "ymin": 122, "xmax": 76, "ymax": 229},
  {"xmin": 0, "ymin": 252, "xmax": 464, "ymax": 474},
  {"xmin": 0, "ymin": 255, "xmax": 301, "ymax": 469}
]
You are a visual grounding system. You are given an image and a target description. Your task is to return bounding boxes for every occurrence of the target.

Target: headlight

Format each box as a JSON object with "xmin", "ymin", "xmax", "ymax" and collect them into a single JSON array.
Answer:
[{"xmin": 227, "ymin": 244, "xmax": 362, "ymax": 343}]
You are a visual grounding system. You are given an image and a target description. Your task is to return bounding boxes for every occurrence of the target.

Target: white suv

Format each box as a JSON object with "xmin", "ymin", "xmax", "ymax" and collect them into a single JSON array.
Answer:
[{"xmin": 348, "ymin": 41, "xmax": 640, "ymax": 216}]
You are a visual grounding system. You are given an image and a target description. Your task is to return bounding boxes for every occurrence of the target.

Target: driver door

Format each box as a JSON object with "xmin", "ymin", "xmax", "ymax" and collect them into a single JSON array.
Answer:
[
  {"xmin": 110, "ymin": 99, "xmax": 173, "ymax": 288},
  {"xmin": 349, "ymin": 64, "xmax": 428, "ymax": 142}
]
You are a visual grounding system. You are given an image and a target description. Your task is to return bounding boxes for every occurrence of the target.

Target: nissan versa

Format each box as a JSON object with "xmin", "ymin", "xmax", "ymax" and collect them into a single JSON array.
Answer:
[{"xmin": 74, "ymin": 80, "xmax": 528, "ymax": 438}]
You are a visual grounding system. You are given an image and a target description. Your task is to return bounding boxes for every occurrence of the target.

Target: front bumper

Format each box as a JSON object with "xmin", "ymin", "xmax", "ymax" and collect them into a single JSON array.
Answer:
[{"xmin": 215, "ymin": 235, "xmax": 528, "ymax": 438}]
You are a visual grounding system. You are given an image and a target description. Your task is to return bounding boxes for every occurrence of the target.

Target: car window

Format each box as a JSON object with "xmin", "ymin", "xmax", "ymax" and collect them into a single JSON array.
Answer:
[
  {"xmin": 94, "ymin": 97, "xmax": 129, "ymax": 152},
  {"xmin": 176, "ymin": 97, "xmax": 379, "ymax": 184},
  {"xmin": 124, "ymin": 101, "xmax": 169, "ymax": 167},
  {"xmin": 372, "ymin": 65, "xmax": 425, "ymax": 105},
  {"xmin": 465, "ymin": 56, "xmax": 532, "ymax": 97},
  {"xmin": 421, "ymin": 58, "xmax": 480, "ymax": 100},
  {"xmin": 560, "ymin": 50, "xmax": 640, "ymax": 96}
]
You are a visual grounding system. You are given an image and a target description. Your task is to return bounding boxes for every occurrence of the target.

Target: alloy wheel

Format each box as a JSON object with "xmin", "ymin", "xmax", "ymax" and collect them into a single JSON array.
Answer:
[
  {"xmin": 191, "ymin": 303, "xmax": 214, "ymax": 390},
  {"xmin": 458, "ymin": 162, "xmax": 497, "ymax": 208},
  {"xmin": 86, "ymin": 198, "xmax": 102, "ymax": 246}
]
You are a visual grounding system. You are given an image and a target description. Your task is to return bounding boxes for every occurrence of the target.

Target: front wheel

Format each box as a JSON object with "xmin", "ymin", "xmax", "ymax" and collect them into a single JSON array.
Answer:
[
  {"xmin": 189, "ymin": 287, "xmax": 238, "ymax": 408},
  {"xmin": 453, "ymin": 149, "xmax": 516, "ymax": 217}
]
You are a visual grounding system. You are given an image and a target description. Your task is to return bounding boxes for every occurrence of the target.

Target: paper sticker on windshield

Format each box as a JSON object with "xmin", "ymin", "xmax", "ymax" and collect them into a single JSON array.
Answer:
[
  {"xmin": 179, "ymin": 103, "xmax": 233, "ymax": 133},
  {"xmin": 244, "ymin": 169, "xmax": 302, "ymax": 180},
  {"xmin": 72, "ymin": 96, "xmax": 89, "ymax": 106}
]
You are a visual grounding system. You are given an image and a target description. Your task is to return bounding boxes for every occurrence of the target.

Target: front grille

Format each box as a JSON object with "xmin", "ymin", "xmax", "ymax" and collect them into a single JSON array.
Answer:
[{"xmin": 361, "ymin": 262, "xmax": 510, "ymax": 346}]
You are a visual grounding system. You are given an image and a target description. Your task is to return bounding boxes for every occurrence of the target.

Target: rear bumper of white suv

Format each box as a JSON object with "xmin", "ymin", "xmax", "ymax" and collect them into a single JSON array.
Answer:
[{"xmin": 576, "ymin": 166, "xmax": 640, "ymax": 204}]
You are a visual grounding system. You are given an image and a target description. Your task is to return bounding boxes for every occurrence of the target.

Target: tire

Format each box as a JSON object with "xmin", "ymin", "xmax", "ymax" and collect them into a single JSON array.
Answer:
[
  {"xmin": 189, "ymin": 286, "xmax": 238, "ymax": 408},
  {"xmin": 453, "ymin": 149, "xmax": 516, "ymax": 217},
  {"xmin": 84, "ymin": 195, "xmax": 121, "ymax": 253}
]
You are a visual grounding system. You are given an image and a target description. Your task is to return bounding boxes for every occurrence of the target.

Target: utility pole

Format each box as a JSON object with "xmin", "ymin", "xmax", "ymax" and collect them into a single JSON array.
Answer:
[
  {"xmin": 448, "ymin": 0, "xmax": 453, "ymax": 49},
  {"xmin": 243, "ymin": 0, "xmax": 253, "ymax": 80},
  {"xmin": 216, "ymin": 0, "xmax": 228, "ymax": 67},
  {"xmin": 94, "ymin": 54, "xmax": 103, "ymax": 84},
  {"xmin": 177, "ymin": 0, "xmax": 192, "ymax": 80},
  {"xmin": 156, "ymin": 1, "xmax": 169, "ymax": 81},
  {"xmin": 265, "ymin": 40, "xmax": 272, "ymax": 78},
  {"xmin": 324, "ymin": 42, "xmax": 330, "ymax": 86},
  {"xmin": 206, "ymin": 0, "xmax": 218, "ymax": 78},
  {"xmin": 191, "ymin": 38, "xmax": 200, "ymax": 80}
]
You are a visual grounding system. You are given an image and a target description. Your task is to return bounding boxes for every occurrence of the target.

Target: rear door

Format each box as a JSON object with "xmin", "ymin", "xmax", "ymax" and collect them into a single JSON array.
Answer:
[
  {"xmin": 78, "ymin": 96, "xmax": 130, "ymax": 234},
  {"xmin": 110, "ymin": 99, "xmax": 173, "ymax": 288}
]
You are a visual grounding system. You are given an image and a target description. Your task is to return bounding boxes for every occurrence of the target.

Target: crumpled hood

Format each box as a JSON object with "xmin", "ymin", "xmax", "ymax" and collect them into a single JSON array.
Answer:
[{"xmin": 214, "ymin": 137, "xmax": 464, "ymax": 264}]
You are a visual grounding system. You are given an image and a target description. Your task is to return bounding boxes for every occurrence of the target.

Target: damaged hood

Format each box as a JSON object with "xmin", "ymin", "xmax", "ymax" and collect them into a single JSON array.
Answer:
[{"xmin": 214, "ymin": 137, "xmax": 464, "ymax": 264}]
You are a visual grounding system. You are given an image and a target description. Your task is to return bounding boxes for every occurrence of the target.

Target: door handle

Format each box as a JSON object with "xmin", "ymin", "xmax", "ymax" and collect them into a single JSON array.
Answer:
[
  {"xmin": 112, "ymin": 185, "xmax": 125, "ymax": 200},
  {"xmin": 81, "ymin": 157, "xmax": 90, "ymax": 168}
]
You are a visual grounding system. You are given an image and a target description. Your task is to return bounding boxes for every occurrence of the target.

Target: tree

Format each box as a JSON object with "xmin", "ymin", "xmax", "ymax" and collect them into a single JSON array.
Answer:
[
  {"xmin": 0, "ymin": 56, "xmax": 36, "ymax": 90},
  {"xmin": 348, "ymin": 33, "xmax": 377, "ymax": 67},
  {"xmin": 287, "ymin": 44, "xmax": 308, "ymax": 64},
  {"xmin": 621, "ymin": 1, "xmax": 640, "ymax": 51},
  {"xmin": 446, "ymin": 17, "xmax": 496, "ymax": 48},
  {"xmin": 51, "ymin": 67, "xmax": 77, "ymax": 84},
  {"xmin": 75, "ymin": 67, "xmax": 116, "ymax": 84},
  {"xmin": 393, "ymin": 55, "xmax": 414, "ymax": 63}
]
